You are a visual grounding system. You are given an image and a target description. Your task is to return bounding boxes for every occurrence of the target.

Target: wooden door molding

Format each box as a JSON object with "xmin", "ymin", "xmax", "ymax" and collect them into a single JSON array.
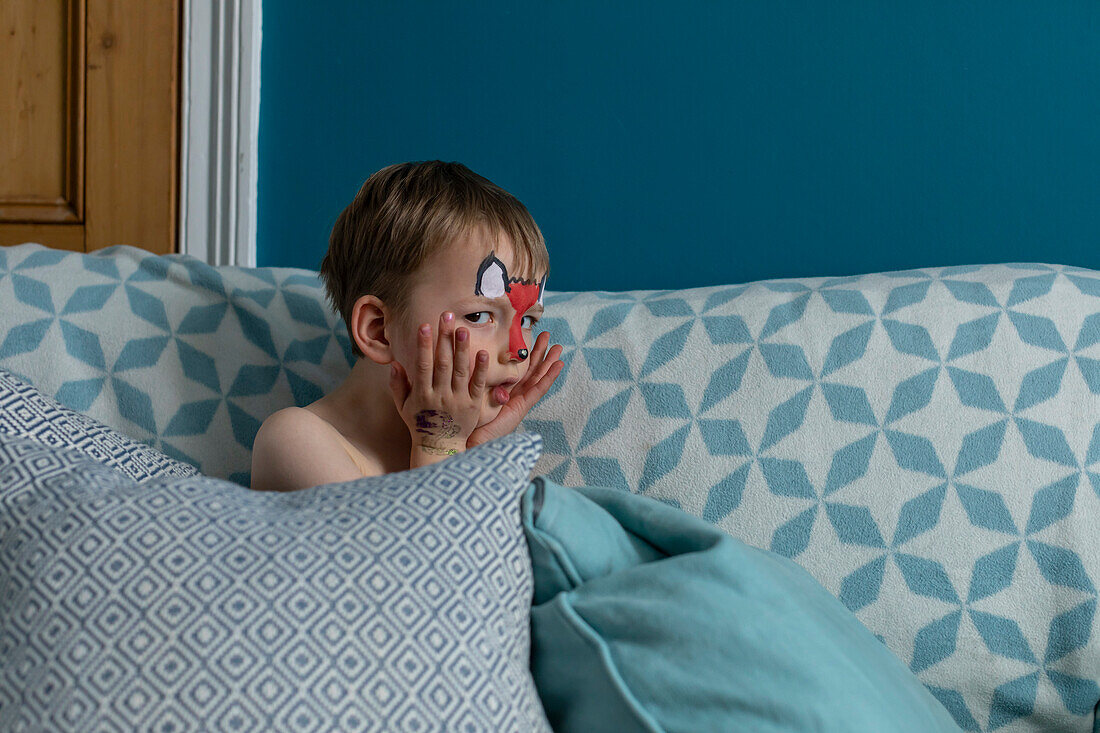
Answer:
[{"xmin": 180, "ymin": 0, "xmax": 262, "ymax": 267}]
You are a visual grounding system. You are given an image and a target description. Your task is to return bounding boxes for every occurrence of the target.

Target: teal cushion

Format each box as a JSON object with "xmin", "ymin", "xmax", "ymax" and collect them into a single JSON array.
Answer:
[{"xmin": 522, "ymin": 476, "xmax": 963, "ymax": 733}]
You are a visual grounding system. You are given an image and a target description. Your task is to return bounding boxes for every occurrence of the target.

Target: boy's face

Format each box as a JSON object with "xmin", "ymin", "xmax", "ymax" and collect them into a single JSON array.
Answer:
[{"xmin": 392, "ymin": 224, "xmax": 547, "ymax": 426}]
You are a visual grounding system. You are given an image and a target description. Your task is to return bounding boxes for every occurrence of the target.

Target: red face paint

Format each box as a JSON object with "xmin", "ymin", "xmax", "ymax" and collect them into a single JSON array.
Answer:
[
  {"xmin": 475, "ymin": 251, "xmax": 545, "ymax": 361},
  {"xmin": 506, "ymin": 282, "xmax": 541, "ymax": 360}
]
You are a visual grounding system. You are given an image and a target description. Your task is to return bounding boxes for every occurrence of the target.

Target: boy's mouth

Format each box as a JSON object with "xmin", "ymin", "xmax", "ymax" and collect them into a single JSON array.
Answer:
[{"xmin": 491, "ymin": 378, "xmax": 518, "ymax": 407}]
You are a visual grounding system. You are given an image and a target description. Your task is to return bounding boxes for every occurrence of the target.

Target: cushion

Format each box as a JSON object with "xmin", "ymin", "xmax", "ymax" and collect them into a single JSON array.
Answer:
[
  {"xmin": 521, "ymin": 264, "xmax": 1100, "ymax": 731},
  {"xmin": 0, "ymin": 242, "xmax": 354, "ymax": 486},
  {"xmin": 0, "ymin": 367, "xmax": 199, "ymax": 482},
  {"xmin": 0, "ymin": 430, "xmax": 551, "ymax": 732},
  {"xmin": 522, "ymin": 475, "xmax": 963, "ymax": 733}
]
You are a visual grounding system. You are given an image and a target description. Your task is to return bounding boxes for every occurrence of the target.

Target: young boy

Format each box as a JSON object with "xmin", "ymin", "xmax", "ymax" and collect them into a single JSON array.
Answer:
[{"xmin": 249, "ymin": 161, "xmax": 564, "ymax": 491}]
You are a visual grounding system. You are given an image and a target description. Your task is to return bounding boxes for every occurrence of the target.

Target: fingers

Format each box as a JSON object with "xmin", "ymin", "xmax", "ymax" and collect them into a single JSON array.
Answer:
[
  {"xmin": 530, "ymin": 341, "xmax": 563, "ymax": 383},
  {"xmin": 433, "ymin": 312, "xmax": 455, "ymax": 390},
  {"xmin": 525, "ymin": 357, "xmax": 564, "ymax": 404},
  {"xmin": 469, "ymin": 350, "xmax": 490, "ymax": 400},
  {"xmin": 451, "ymin": 326, "xmax": 469, "ymax": 391},
  {"xmin": 530, "ymin": 330, "xmax": 550, "ymax": 366},
  {"xmin": 416, "ymin": 323, "xmax": 433, "ymax": 396},
  {"xmin": 510, "ymin": 332, "xmax": 547, "ymax": 390},
  {"xmin": 517, "ymin": 335, "xmax": 563, "ymax": 389}
]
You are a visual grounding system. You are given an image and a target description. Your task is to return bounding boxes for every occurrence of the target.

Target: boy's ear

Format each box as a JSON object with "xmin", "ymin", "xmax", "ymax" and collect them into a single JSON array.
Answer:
[{"xmin": 349, "ymin": 294, "xmax": 394, "ymax": 362}]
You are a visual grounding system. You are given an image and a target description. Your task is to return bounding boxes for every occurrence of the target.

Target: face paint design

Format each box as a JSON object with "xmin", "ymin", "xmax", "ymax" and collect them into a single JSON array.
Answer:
[{"xmin": 475, "ymin": 252, "xmax": 546, "ymax": 360}]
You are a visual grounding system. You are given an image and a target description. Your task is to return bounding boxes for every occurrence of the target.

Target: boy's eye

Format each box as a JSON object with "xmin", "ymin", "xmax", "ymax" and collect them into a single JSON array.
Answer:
[
  {"xmin": 464, "ymin": 312, "xmax": 491, "ymax": 325},
  {"xmin": 522, "ymin": 315, "xmax": 538, "ymax": 329}
]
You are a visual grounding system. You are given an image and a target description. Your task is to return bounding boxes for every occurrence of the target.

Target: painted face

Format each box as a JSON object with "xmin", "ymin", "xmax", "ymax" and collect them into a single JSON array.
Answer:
[{"xmin": 474, "ymin": 251, "xmax": 546, "ymax": 360}]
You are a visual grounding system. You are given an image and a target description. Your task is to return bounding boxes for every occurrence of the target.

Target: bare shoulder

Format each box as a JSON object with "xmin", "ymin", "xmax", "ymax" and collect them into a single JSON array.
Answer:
[{"xmin": 250, "ymin": 406, "xmax": 373, "ymax": 492}]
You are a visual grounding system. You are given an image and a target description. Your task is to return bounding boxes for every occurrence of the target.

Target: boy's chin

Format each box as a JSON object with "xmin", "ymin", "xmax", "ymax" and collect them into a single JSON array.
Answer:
[{"xmin": 479, "ymin": 402, "xmax": 504, "ymax": 424}]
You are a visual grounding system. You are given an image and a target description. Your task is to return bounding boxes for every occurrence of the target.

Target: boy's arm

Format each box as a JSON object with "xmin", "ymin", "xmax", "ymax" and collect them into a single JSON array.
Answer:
[{"xmin": 250, "ymin": 408, "xmax": 371, "ymax": 492}]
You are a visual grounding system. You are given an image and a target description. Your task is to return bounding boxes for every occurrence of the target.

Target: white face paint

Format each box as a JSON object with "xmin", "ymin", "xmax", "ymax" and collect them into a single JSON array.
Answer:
[
  {"xmin": 477, "ymin": 258, "xmax": 507, "ymax": 299},
  {"xmin": 537, "ymin": 275, "xmax": 546, "ymax": 305}
]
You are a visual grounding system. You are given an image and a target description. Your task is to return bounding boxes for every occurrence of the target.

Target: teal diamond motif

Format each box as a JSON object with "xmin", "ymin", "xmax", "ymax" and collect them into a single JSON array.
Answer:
[
  {"xmin": 12, "ymin": 274, "xmax": 54, "ymax": 314},
  {"xmin": 697, "ymin": 418, "xmax": 750, "ymax": 457},
  {"xmin": 177, "ymin": 303, "xmax": 228, "ymax": 334},
  {"xmin": 639, "ymin": 322, "xmax": 692, "ymax": 378},
  {"xmin": 946, "ymin": 314, "xmax": 999, "ymax": 361},
  {"xmin": 820, "ymin": 289, "xmax": 873, "ymax": 315},
  {"xmin": 882, "ymin": 281, "xmax": 931, "ymax": 314},
  {"xmin": 701, "ymin": 314, "xmax": 752, "ymax": 345},
  {"xmin": 820, "ymin": 383, "xmax": 877, "ymax": 426},
  {"xmin": 62, "ymin": 284, "xmax": 117, "ymax": 315},
  {"xmin": 638, "ymin": 423, "xmax": 690, "ymax": 492},
  {"xmin": 759, "ymin": 343, "xmax": 813, "ymax": 380},
  {"xmin": 639, "ymin": 382, "xmax": 691, "ymax": 419},
  {"xmin": 114, "ymin": 336, "xmax": 171, "ymax": 372},
  {"xmin": 164, "ymin": 399, "xmax": 222, "ymax": 437},
  {"xmin": 821, "ymin": 322, "xmax": 873, "ymax": 376},
  {"xmin": 823, "ymin": 434, "xmax": 876, "ymax": 495},
  {"xmin": 912, "ymin": 610, "xmax": 961, "ymax": 673},
  {"xmin": 575, "ymin": 457, "xmax": 629, "ymax": 491},
  {"xmin": 701, "ymin": 463, "xmax": 750, "ymax": 523},
  {"xmin": 698, "ymin": 351, "xmax": 750, "ymax": 413},
  {"xmin": 583, "ymin": 348, "xmax": 632, "ymax": 381},
  {"xmin": 882, "ymin": 319, "xmax": 939, "ymax": 361}
]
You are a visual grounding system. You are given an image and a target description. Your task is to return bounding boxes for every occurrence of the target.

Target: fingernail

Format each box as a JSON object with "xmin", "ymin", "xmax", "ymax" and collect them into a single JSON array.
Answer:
[
  {"xmin": 420, "ymin": 325, "xmax": 430, "ymax": 335},
  {"xmin": 443, "ymin": 312, "xmax": 454, "ymax": 323},
  {"xmin": 457, "ymin": 330, "xmax": 467, "ymax": 342}
]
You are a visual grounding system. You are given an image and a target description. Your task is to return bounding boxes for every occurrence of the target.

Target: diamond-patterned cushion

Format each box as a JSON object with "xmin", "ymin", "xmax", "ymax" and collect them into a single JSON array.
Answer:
[
  {"xmin": 0, "ymin": 429, "xmax": 550, "ymax": 732},
  {"xmin": 0, "ymin": 367, "xmax": 199, "ymax": 482},
  {"xmin": 3, "ymin": 242, "xmax": 1100, "ymax": 730}
]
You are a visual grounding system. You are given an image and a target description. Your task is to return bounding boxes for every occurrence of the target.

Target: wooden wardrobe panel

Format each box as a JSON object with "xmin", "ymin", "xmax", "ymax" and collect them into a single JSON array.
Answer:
[
  {"xmin": 0, "ymin": 0, "xmax": 179, "ymax": 255},
  {"xmin": 0, "ymin": 0, "xmax": 84, "ymax": 224},
  {"xmin": 0, "ymin": 223, "xmax": 85, "ymax": 252},
  {"xmin": 85, "ymin": 0, "xmax": 180, "ymax": 255}
]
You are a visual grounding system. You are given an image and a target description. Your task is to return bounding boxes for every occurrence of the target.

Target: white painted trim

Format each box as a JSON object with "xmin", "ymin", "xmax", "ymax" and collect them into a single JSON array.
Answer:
[{"xmin": 180, "ymin": 0, "xmax": 261, "ymax": 266}]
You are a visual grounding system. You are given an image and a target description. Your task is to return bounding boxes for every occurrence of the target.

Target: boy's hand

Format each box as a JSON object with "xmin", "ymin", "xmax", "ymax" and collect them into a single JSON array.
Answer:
[
  {"xmin": 389, "ymin": 312, "xmax": 490, "ymax": 455},
  {"xmin": 467, "ymin": 330, "xmax": 565, "ymax": 449}
]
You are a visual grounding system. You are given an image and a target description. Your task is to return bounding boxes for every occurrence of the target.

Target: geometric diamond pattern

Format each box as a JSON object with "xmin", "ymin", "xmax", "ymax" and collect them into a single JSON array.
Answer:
[
  {"xmin": 0, "ymin": 244, "xmax": 357, "ymax": 487},
  {"xmin": 521, "ymin": 264, "xmax": 1100, "ymax": 733},
  {"xmin": 0, "ymin": 429, "xmax": 550, "ymax": 731},
  {"xmin": 4, "ymin": 242, "xmax": 1100, "ymax": 731},
  {"xmin": 0, "ymin": 367, "xmax": 199, "ymax": 482}
]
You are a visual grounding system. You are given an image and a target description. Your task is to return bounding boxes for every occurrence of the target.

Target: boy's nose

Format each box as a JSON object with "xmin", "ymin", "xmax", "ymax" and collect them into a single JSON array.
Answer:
[{"xmin": 505, "ymin": 325, "xmax": 529, "ymax": 361}]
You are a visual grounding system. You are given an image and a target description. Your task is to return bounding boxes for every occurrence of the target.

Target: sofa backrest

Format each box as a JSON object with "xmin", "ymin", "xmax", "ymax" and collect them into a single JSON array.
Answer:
[{"xmin": 4, "ymin": 241, "xmax": 1100, "ymax": 730}]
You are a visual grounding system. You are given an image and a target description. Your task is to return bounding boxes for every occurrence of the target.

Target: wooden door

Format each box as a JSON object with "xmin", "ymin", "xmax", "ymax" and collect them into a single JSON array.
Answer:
[{"xmin": 0, "ymin": 0, "xmax": 180, "ymax": 254}]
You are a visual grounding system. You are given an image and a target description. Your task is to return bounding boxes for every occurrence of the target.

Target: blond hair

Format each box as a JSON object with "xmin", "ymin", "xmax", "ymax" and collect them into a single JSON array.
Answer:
[{"xmin": 320, "ymin": 161, "xmax": 550, "ymax": 359}]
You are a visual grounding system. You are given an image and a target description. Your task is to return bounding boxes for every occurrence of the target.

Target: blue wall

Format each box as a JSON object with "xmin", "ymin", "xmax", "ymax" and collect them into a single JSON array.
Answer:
[{"xmin": 257, "ymin": 2, "xmax": 1100, "ymax": 292}]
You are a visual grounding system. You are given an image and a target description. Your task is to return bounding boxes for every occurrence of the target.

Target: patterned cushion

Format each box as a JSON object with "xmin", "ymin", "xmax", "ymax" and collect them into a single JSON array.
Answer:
[
  {"xmin": 0, "ymin": 243, "xmax": 353, "ymax": 486},
  {"xmin": 0, "ymin": 367, "xmax": 199, "ymax": 482},
  {"xmin": 0, "ymin": 429, "xmax": 551, "ymax": 732},
  {"xmin": 525, "ymin": 264, "xmax": 1100, "ymax": 733}
]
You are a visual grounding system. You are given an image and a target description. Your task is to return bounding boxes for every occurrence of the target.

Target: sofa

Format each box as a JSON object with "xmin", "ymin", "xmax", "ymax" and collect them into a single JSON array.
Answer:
[{"xmin": 1, "ymin": 241, "xmax": 1098, "ymax": 732}]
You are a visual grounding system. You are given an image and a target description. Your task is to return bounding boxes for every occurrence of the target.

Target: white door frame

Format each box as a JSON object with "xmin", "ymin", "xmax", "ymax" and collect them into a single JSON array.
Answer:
[{"xmin": 179, "ymin": 0, "xmax": 262, "ymax": 266}]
